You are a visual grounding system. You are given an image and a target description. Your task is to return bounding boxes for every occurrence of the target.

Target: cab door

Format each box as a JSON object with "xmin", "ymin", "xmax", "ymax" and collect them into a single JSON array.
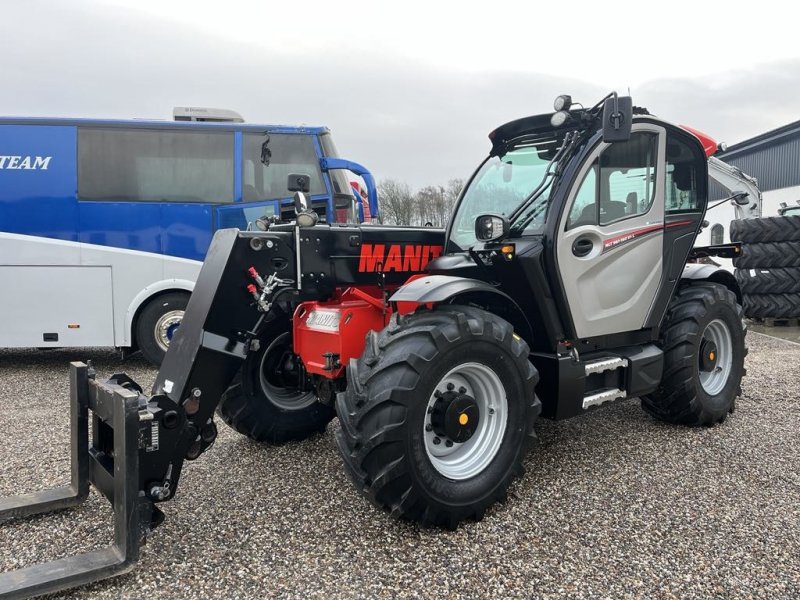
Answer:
[{"xmin": 556, "ymin": 125, "xmax": 666, "ymax": 339}]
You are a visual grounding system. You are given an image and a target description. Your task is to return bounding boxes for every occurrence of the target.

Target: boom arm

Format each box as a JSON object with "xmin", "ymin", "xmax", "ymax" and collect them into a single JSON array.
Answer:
[{"xmin": 708, "ymin": 156, "xmax": 762, "ymax": 219}]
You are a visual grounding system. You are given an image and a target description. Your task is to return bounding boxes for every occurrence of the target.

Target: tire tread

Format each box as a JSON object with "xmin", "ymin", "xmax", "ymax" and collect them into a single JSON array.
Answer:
[{"xmin": 335, "ymin": 305, "xmax": 541, "ymax": 528}]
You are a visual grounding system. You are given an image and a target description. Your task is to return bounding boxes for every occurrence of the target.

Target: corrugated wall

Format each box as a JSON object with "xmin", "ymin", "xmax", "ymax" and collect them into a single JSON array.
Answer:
[{"xmin": 710, "ymin": 130, "xmax": 800, "ymax": 199}]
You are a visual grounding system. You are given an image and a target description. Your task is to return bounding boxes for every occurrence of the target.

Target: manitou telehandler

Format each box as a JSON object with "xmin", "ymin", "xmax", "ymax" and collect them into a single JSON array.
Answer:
[{"xmin": 0, "ymin": 93, "xmax": 747, "ymax": 598}]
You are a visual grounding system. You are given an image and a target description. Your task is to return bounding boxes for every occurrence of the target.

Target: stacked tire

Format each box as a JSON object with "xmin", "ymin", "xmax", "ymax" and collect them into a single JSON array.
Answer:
[{"xmin": 731, "ymin": 215, "xmax": 800, "ymax": 319}]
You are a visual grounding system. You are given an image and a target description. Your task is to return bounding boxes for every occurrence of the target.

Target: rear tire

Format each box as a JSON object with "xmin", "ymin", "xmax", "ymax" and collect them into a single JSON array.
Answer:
[
  {"xmin": 336, "ymin": 305, "xmax": 540, "ymax": 529},
  {"xmin": 217, "ymin": 318, "xmax": 335, "ymax": 443},
  {"xmin": 735, "ymin": 267, "xmax": 800, "ymax": 294},
  {"xmin": 136, "ymin": 292, "xmax": 189, "ymax": 366},
  {"xmin": 730, "ymin": 215, "xmax": 800, "ymax": 243},
  {"xmin": 642, "ymin": 283, "xmax": 746, "ymax": 426},
  {"xmin": 733, "ymin": 242, "xmax": 800, "ymax": 268}
]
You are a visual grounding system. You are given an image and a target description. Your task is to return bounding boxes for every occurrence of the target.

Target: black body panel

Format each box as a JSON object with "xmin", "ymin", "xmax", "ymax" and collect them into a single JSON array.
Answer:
[
  {"xmin": 489, "ymin": 238, "xmax": 567, "ymax": 352},
  {"xmin": 296, "ymin": 224, "xmax": 445, "ymax": 296},
  {"xmin": 619, "ymin": 344, "xmax": 664, "ymax": 397}
]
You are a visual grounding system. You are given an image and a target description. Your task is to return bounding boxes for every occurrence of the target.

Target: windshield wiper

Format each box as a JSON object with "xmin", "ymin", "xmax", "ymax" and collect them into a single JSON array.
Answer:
[{"xmin": 260, "ymin": 133, "xmax": 272, "ymax": 166}]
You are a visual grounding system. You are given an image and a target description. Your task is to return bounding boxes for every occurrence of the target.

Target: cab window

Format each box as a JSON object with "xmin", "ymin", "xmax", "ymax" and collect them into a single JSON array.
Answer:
[
  {"xmin": 566, "ymin": 132, "xmax": 658, "ymax": 229},
  {"xmin": 665, "ymin": 135, "xmax": 703, "ymax": 213}
]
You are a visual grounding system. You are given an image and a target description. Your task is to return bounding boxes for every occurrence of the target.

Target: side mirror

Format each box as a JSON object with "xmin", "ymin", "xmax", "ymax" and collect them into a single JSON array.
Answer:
[
  {"xmin": 288, "ymin": 173, "xmax": 311, "ymax": 193},
  {"xmin": 293, "ymin": 191, "xmax": 318, "ymax": 228},
  {"xmin": 602, "ymin": 94, "xmax": 633, "ymax": 143},
  {"xmin": 731, "ymin": 191, "xmax": 750, "ymax": 206},
  {"xmin": 475, "ymin": 213, "xmax": 509, "ymax": 242}
]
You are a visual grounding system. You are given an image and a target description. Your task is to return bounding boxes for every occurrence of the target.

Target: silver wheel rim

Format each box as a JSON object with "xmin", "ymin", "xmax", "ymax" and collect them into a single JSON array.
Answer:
[
  {"xmin": 154, "ymin": 310, "xmax": 184, "ymax": 352},
  {"xmin": 699, "ymin": 318, "xmax": 733, "ymax": 396},
  {"xmin": 423, "ymin": 362, "xmax": 508, "ymax": 480},
  {"xmin": 258, "ymin": 333, "xmax": 317, "ymax": 410}
]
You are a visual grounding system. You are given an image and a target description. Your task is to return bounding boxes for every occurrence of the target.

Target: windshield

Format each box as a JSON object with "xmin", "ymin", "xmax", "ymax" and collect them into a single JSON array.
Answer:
[{"xmin": 450, "ymin": 135, "xmax": 560, "ymax": 249}]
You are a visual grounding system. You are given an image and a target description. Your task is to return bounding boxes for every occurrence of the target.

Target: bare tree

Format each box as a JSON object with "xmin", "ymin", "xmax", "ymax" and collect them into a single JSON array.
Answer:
[
  {"xmin": 377, "ymin": 179, "xmax": 415, "ymax": 226},
  {"xmin": 377, "ymin": 178, "xmax": 464, "ymax": 227}
]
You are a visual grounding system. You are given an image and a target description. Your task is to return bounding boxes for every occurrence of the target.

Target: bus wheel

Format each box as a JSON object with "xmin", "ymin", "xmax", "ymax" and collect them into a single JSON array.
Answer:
[{"xmin": 136, "ymin": 292, "xmax": 190, "ymax": 366}]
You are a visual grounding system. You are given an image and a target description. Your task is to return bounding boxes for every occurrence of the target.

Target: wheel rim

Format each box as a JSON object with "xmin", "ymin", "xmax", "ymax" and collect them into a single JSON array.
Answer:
[
  {"xmin": 698, "ymin": 318, "xmax": 733, "ymax": 396},
  {"xmin": 258, "ymin": 333, "xmax": 317, "ymax": 410},
  {"xmin": 423, "ymin": 362, "xmax": 508, "ymax": 480},
  {"xmin": 154, "ymin": 310, "xmax": 184, "ymax": 352}
]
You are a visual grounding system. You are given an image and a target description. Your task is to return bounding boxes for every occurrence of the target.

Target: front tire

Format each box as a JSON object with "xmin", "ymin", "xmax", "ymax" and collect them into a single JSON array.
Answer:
[
  {"xmin": 642, "ymin": 283, "xmax": 746, "ymax": 426},
  {"xmin": 217, "ymin": 319, "xmax": 335, "ymax": 443},
  {"xmin": 336, "ymin": 305, "xmax": 540, "ymax": 528}
]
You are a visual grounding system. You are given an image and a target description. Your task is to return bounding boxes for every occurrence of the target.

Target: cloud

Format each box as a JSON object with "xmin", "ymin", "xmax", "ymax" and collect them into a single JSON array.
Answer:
[
  {"xmin": 636, "ymin": 60, "xmax": 800, "ymax": 147},
  {"xmin": 2, "ymin": 2, "xmax": 799, "ymax": 188}
]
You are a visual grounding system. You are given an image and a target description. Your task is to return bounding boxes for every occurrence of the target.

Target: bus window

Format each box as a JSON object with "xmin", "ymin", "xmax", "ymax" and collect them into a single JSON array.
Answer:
[
  {"xmin": 242, "ymin": 133, "xmax": 325, "ymax": 202},
  {"xmin": 78, "ymin": 128, "xmax": 233, "ymax": 203}
]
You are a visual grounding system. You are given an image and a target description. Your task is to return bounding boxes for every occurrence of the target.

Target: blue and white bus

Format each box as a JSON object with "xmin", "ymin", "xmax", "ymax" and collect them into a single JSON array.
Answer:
[{"xmin": 0, "ymin": 111, "xmax": 379, "ymax": 364}]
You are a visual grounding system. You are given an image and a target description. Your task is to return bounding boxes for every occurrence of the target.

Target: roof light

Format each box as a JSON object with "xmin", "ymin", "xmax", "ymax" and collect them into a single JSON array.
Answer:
[
  {"xmin": 553, "ymin": 94, "xmax": 572, "ymax": 112},
  {"xmin": 551, "ymin": 111, "xmax": 570, "ymax": 128}
]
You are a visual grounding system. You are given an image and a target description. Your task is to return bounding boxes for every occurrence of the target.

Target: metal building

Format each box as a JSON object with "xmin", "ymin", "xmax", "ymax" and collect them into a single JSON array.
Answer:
[{"xmin": 716, "ymin": 120, "xmax": 800, "ymax": 216}]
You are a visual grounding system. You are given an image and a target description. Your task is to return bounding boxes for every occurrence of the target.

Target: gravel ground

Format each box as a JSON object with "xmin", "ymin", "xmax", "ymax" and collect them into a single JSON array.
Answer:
[{"xmin": 1, "ymin": 332, "xmax": 799, "ymax": 599}]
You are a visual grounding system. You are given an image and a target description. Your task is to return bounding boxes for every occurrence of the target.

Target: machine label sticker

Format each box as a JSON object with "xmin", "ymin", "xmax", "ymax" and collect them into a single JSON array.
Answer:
[
  {"xmin": 305, "ymin": 309, "xmax": 341, "ymax": 332},
  {"xmin": 602, "ymin": 220, "xmax": 693, "ymax": 253},
  {"xmin": 358, "ymin": 243, "xmax": 444, "ymax": 273}
]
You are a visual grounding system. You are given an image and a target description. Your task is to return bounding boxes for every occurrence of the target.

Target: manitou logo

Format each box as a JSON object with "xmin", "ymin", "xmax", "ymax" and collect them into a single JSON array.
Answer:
[
  {"xmin": 0, "ymin": 155, "xmax": 52, "ymax": 170},
  {"xmin": 358, "ymin": 243, "xmax": 443, "ymax": 273}
]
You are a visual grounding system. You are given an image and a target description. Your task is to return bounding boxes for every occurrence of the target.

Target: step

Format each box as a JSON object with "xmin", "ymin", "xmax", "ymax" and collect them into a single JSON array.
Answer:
[
  {"xmin": 582, "ymin": 387, "xmax": 626, "ymax": 410},
  {"xmin": 584, "ymin": 356, "xmax": 628, "ymax": 376}
]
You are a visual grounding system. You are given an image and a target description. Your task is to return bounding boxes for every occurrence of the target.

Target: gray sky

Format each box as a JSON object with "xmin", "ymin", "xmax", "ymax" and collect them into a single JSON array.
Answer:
[{"xmin": 3, "ymin": 0, "xmax": 799, "ymax": 188}]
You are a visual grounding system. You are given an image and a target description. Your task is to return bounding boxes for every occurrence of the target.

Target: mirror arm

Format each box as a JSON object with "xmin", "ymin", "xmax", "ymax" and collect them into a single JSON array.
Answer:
[{"xmin": 320, "ymin": 157, "xmax": 380, "ymax": 222}]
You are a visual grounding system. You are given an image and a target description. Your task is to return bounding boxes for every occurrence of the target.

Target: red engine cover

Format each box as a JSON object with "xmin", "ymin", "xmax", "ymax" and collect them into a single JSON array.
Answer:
[{"xmin": 293, "ymin": 288, "xmax": 390, "ymax": 379}]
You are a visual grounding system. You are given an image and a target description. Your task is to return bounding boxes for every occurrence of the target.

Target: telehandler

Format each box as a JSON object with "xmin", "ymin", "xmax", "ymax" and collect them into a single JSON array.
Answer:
[{"xmin": 0, "ymin": 93, "xmax": 747, "ymax": 598}]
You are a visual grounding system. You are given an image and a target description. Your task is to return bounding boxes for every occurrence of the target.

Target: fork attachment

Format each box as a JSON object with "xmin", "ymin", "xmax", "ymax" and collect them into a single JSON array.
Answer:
[{"xmin": 0, "ymin": 362, "xmax": 154, "ymax": 600}]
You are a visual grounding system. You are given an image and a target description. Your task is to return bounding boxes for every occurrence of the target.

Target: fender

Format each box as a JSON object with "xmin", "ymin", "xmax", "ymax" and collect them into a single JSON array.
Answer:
[
  {"xmin": 390, "ymin": 275, "xmax": 535, "ymax": 344},
  {"xmin": 681, "ymin": 263, "xmax": 742, "ymax": 303},
  {"xmin": 122, "ymin": 279, "xmax": 196, "ymax": 346}
]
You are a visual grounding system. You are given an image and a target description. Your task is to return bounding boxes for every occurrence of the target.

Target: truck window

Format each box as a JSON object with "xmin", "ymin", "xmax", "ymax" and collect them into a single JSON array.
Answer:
[
  {"xmin": 78, "ymin": 128, "xmax": 233, "ymax": 203},
  {"xmin": 242, "ymin": 133, "xmax": 325, "ymax": 202}
]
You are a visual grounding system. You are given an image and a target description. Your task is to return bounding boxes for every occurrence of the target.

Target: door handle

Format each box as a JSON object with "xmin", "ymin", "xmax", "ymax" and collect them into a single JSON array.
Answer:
[{"xmin": 572, "ymin": 237, "xmax": 594, "ymax": 257}]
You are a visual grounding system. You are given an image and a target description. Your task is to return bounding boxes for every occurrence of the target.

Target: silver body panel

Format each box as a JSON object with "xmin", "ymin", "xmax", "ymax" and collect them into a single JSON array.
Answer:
[{"xmin": 556, "ymin": 124, "xmax": 667, "ymax": 339}]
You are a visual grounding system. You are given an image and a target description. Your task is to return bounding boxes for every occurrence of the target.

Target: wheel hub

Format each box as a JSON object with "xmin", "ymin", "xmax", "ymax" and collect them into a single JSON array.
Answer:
[
  {"xmin": 431, "ymin": 390, "xmax": 480, "ymax": 443},
  {"xmin": 697, "ymin": 318, "xmax": 734, "ymax": 396},
  {"xmin": 154, "ymin": 310, "xmax": 184, "ymax": 352},
  {"xmin": 423, "ymin": 362, "xmax": 508, "ymax": 481},
  {"xmin": 699, "ymin": 339, "xmax": 718, "ymax": 372}
]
